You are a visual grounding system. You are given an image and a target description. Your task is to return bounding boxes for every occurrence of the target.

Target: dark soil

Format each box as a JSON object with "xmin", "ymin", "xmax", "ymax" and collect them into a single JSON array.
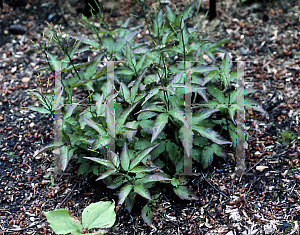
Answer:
[{"xmin": 0, "ymin": 0, "xmax": 300, "ymax": 234}]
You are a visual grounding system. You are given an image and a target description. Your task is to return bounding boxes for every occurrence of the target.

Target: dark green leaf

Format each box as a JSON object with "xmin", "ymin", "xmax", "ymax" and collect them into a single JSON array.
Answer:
[
  {"xmin": 173, "ymin": 185, "xmax": 199, "ymax": 200},
  {"xmin": 201, "ymin": 146, "xmax": 214, "ymax": 169}
]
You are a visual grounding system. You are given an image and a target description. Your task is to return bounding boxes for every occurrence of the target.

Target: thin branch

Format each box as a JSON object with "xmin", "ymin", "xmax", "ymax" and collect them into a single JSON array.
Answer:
[{"xmin": 201, "ymin": 171, "xmax": 231, "ymax": 200}]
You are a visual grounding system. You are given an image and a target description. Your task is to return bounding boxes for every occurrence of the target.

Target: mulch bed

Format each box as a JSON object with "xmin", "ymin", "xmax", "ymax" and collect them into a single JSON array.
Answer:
[{"xmin": 0, "ymin": 0, "xmax": 300, "ymax": 234}]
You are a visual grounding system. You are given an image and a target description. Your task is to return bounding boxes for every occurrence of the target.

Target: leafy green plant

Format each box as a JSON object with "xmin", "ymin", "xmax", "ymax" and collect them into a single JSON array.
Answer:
[
  {"xmin": 44, "ymin": 201, "xmax": 116, "ymax": 235},
  {"xmin": 28, "ymin": 0, "xmax": 265, "ymax": 227}
]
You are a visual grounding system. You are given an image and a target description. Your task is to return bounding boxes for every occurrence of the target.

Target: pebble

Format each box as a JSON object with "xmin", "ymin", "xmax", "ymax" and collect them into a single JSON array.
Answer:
[
  {"xmin": 21, "ymin": 77, "xmax": 30, "ymax": 83},
  {"xmin": 29, "ymin": 122, "xmax": 35, "ymax": 128},
  {"xmin": 256, "ymin": 165, "xmax": 268, "ymax": 172}
]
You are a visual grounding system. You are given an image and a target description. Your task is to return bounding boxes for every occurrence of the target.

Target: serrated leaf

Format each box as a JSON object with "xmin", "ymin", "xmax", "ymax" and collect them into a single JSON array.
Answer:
[
  {"xmin": 192, "ymin": 65, "xmax": 217, "ymax": 74},
  {"xmin": 178, "ymin": 120, "xmax": 193, "ymax": 158},
  {"xmin": 133, "ymin": 184, "xmax": 152, "ymax": 200},
  {"xmin": 44, "ymin": 209, "xmax": 82, "ymax": 234},
  {"xmin": 141, "ymin": 205, "xmax": 153, "ymax": 225},
  {"xmin": 167, "ymin": 108, "xmax": 185, "ymax": 124},
  {"xmin": 220, "ymin": 53, "xmax": 231, "ymax": 88},
  {"xmin": 95, "ymin": 169, "xmax": 116, "ymax": 181},
  {"xmin": 84, "ymin": 118, "xmax": 106, "ymax": 137},
  {"xmin": 192, "ymin": 125, "xmax": 231, "ymax": 145},
  {"xmin": 82, "ymin": 201, "xmax": 116, "ymax": 229},
  {"xmin": 245, "ymin": 98, "xmax": 266, "ymax": 113},
  {"xmin": 135, "ymin": 174, "xmax": 172, "ymax": 184},
  {"xmin": 128, "ymin": 166, "xmax": 157, "ymax": 173},
  {"xmin": 130, "ymin": 68, "xmax": 147, "ymax": 100},
  {"xmin": 141, "ymin": 87, "xmax": 160, "ymax": 106},
  {"xmin": 120, "ymin": 82, "xmax": 130, "ymax": 102},
  {"xmin": 83, "ymin": 157, "xmax": 115, "ymax": 169},
  {"xmin": 118, "ymin": 184, "xmax": 133, "ymax": 206},
  {"xmin": 129, "ymin": 144, "xmax": 160, "ymax": 170},
  {"xmin": 211, "ymin": 143, "xmax": 226, "ymax": 158},
  {"xmin": 201, "ymin": 69, "xmax": 219, "ymax": 86},
  {"xmin": 192, "ymin": 86, "xmax": 208, "ymax": 103},
  {"xmin": 33, "ymin": 141, "xmax": 63, "ymax": 158},
  {"xmin": 120, "ymin": 142, "xmax": 130, "ymax": 171},
  {"xmin": 116, "ymin": 101, "xmax": 140, "ymax": 133},
  {"xmin": 201, "ymin": 146, "xmax": 214, "ymax": 169},
  {"xmin": 106, "ymin": 175, "xmax": 126, "ymax": 189},
  {"xmin": 207, "ymin": 84, "xmax": 225, "ymax": 104},
  {"xmin": 151, "ymin": 113, "xmax": 169, "ymax": 143},
  {"xmin": 192, "ymin": 108, "xmax": 219, "ymax": 125},
  {"xmin": 136, "ymin": 50, "xmax": 149, "ymax": 73},
  {"xmin": 27, "ymin": 106, "xmax": 52, "ymax": 114},
  {"xmin": 173, "ymin": 185, "xmax": 199, "ymax": 200}
]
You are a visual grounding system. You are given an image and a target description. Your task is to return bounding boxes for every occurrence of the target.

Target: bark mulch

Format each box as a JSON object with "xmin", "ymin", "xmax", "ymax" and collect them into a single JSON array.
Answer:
[{"xmin": 0, "ymin": 0, "xmax": 300, "ymax": 234}]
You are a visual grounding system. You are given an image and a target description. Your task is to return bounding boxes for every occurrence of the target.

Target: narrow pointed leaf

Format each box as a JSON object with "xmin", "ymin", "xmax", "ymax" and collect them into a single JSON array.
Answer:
[
  {"xmin": 118, "ymin": 184, "xmax": 133, "ymax": 206},
  {"xmin": 207, "ymin": 84, "xmax": 225, "ymax": 104},
  {"xmin": 245, "ymin": 98, "xmax": 266, "ymax": 113},
  {"xmin": 192, "ymin": 125, "xmax": 231, "ymax": 145},
  {"xmin": 166, "ymin": 5, "xmax": 176, "ymax": 22},
  {"xmin": 135, "ymin": 174, "xmax": 172, "ymax": 184},
  {"xmin": 141, "ymin": 87, "xmax": 159, "ymax": 106},
  {"xmin": 211, "ymin": 143, "xmax": 226, "ymax": 158},
  {"xmin": 192, "ymin": 108, "xmax": 220, "ymax": 125},
  {"xmin": 178, "ymin": 120, "xmax": 193, "ymax": 158},
  {"xmin": 27, "ymin": 106, "xmax": 52, "ymax": 114},
  {"xmin": 96, "ymin": 169, "xmax": 116, "ymax": 181},
  {"xmin": 201, "ymin": 69, "xmax": 219, "ymax": 86},
  {"xmin": 129, "ymin": 143, "xmax": 160, "ymax": 170},
  {"xmin": 116, "ymin": 101, "xmax": 139, "ymax": 133},
  {"xmin": 133, "ymin": 184, "xmax": 152, "ymax": 200},
  {"xmin": 84, "ymin": 118, "xmax": 106, "ymax": 136},
  {"xmin": 83, "ymin": 157, "xmax": 115, "ymax": 169},
  {"xmin": 130, "ymin": 68, "xmax": 147, "ymax": 99},
  {"xmin": 151, "ymin": 113, "xmax": 169, "ymax": 143},
  {"xmin": 201, "ymin": 146, "xmax": 214, "ymax": 169},
  {"xmin": 120, "ymin": 82, "xmax": 130, "ymax": 102},
  {"xmin": 173, "ymin": 185, "xmax": 199, "ymax": 200},
  {"xmin": 33, "ymin": 141, "xmax": 62, "ymax": 158},
  {"xmin": 120, "ymin": 142, "xmax": 130, "ymax": 171}
]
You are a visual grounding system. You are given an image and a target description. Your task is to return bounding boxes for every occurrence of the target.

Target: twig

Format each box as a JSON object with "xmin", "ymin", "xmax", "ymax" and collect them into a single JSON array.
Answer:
[
  {"xmin": 3, "ymin": 183, "xmax": 77, "ymax": 233},
  {"xmin": 244, "ymin": 154, "xmax": 269, "ymax": 174},
  {"xmin": 200, "ymin": 171, "xmax": 231, "ymax": 200}
]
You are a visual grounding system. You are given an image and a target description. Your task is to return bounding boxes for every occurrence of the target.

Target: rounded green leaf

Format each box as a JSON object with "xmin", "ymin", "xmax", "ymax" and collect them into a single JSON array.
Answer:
[
  {"xmin": 82, "ymin": 201, "xmax": 116, "ymax": 229},
  {"xmin": 44, "ymin": 209, "xmax": 82, "ymax": 234}
]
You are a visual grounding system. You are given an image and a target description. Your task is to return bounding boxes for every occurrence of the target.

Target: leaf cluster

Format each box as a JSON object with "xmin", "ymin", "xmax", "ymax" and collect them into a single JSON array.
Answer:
[{"xmin": 29, "ymin": 0, "xmax": 265, "ymax": 228}]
